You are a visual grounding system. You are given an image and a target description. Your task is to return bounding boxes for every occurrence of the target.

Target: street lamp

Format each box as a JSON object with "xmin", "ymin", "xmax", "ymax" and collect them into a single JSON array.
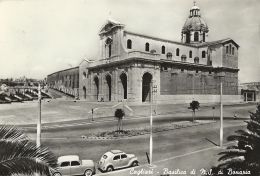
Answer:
[{"xmin": 36, "ymin": 83, "xmax": 42, "ymax": 176}]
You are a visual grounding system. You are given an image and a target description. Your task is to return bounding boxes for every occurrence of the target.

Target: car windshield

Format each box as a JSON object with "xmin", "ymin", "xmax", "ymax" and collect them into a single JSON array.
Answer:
[{"xmin": 103, "ymin": 155, "xmax": 108, "ymax": 159}]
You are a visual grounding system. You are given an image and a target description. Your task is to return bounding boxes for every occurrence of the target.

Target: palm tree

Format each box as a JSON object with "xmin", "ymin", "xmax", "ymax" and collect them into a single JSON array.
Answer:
[
  {"xmin": 188, "ymin": 100, "xmax": 200, "ymax": 122},
  {"xmin": 114, "ymin": 108, "xmax": 125, "ymax": 133},
  {"xmin": 209, "ymin": 104, "xmax": 260, "ymax": 175},
  {"xmin": 0, "ymin": 126, "xmax": 57, "ymax": 176}
]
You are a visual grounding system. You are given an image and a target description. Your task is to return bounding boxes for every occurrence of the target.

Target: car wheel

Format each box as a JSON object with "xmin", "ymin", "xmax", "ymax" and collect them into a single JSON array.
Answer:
[
  {"xmin": 106, "ymin": 166, "xmax": 114, "ymax": 172},
  {"xmin": 131, "ymin": 161, "xmax": 138, "ymax": 167},
  {"xmin": 53, "ymin": 173, "xmax": 62, "ymax": 176},
  {"xmin": 84, "ymin": 169, "xmax": 93, "ymax": 176}
]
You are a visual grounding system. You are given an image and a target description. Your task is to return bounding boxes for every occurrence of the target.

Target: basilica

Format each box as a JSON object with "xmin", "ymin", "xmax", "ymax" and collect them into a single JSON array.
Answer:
[{"xmin": 47, "ymin": 3, "xmax": 240, "ymax": 104}]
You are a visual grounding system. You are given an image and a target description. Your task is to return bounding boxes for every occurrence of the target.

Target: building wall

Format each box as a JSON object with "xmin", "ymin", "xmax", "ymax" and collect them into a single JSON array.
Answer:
[{"xmin": 47, "ymin": 67, "xmax": 79, "ymax": 97}]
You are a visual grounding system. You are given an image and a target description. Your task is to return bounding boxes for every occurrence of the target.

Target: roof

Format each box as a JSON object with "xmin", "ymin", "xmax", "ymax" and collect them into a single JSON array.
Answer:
[
  {"xmin": 195, "ymin": 38, "xmax": 240, "ymax": 48},
  {"xmin": 47, "ymin": 66, "xmax": 79, "ymax": 77},
  {"xmin": 99, "ymin": 18, "xmax": 125, "ymax": 35},
  {"xmin": 110, "ymin": 150, "xmax": 123, "ymax": 154},
  {"xmin": 58, "ymin": 155, "xmax": 79, "ymax": 163}
]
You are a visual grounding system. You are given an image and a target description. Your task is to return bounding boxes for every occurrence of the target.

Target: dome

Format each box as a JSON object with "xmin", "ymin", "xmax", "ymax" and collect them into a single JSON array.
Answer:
[
  {"xmin": 182, "ymin": 4, "xmax": 209, "ymax": 34},
  {"xmin": 182, "ymin": 16, "xmax": 209, "ymax": 33}
]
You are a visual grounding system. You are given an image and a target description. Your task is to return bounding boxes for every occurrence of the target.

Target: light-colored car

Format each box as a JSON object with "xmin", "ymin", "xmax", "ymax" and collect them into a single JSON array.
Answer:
[
  {"xmin": 52, "ymin": 155, "xmax": 95, "ymax": 176},
  {"xmin": 98, "ymin": 150, "xmax": 138, "ymax": 172}
]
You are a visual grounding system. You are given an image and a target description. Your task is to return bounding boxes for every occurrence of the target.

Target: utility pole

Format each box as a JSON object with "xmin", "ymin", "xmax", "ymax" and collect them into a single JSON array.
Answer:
[
  {"xmin": 36, "ymin": 84, "xmax": 42, "ymax": 176},
  {"xmin": 149, "ymin": 81, "xmax": 153, "ymax": 167},
  {"xmin": 220, "ymin": 79, "xmax": 223, "ymax": 148}
]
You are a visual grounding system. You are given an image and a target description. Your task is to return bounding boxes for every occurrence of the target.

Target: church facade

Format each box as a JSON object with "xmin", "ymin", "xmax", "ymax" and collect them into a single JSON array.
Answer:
[{"xmin": 48, "ymin": 3, "xmax": 241, "ymax": 104}]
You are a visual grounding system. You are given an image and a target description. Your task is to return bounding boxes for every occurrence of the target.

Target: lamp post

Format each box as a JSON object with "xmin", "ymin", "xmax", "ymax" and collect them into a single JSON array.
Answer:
[
  {"xmin": 149, "ymin": 81, "xmax": 153, "ymax": 167},
  {"xmin": 218, "ymin": 73, "xmax": 225, "ymax": 148},
  {"xmin": 37, "ymin": 84, "xmax": 42, "ymax": 148}
]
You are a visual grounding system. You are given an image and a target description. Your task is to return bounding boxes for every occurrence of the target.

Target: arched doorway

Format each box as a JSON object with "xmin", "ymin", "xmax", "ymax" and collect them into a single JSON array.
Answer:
[
  {"xmin": 83, "ymin": 86, "xmax": 86, "ymax": 99},
  {"xmin": 94, "ymin": 76, "xmax": 99, "ymax": 101},
  {"xmin": 105, "ymin": 74, "xmax": 112, "ymax": 101},
  {"xmin": 142, "ymin": 72, "xmax": 152, "ymax": 102},
  {"xmin": 120, "ymin": 73, "xmax": 127, "ymax": 99}
]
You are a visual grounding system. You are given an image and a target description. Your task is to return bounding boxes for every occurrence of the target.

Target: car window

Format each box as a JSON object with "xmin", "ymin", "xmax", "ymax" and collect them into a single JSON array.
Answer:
[
  {"xmin": 113, "ymin": 155, "xmax": 120, "ymax": 160},
  {"xmin": 121, "ymin": 154, "xmax": 127, "ymax": 159},
  {"xmin": 71, "ymin": 161, "xmax": 80, "ymax": 166},
  {"xmin": 103, "ymin": 155, "xmax": 108, "ymax": 159},
  {"xmin": 60, "ymin": 161, "xmax": 70, "ymax": 167}
]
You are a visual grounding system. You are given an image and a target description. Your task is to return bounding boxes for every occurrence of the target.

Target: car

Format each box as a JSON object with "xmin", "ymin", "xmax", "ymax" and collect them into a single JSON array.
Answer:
[
  {"xmin": 98, "ymin": 150, "xmax": 138, "ymax": 172},
  {"xmin": 51, "ymin": 155, "xmax": 95, "ymax": 176}
]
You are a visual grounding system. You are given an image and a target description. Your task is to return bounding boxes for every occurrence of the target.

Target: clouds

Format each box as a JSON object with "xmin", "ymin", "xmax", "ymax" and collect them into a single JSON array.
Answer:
[{"xmin": 0, "ymin": 0, "xmax": 259, "ymax": 82}]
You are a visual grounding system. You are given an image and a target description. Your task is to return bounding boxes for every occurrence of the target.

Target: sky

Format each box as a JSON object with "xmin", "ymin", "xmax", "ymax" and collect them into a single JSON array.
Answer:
[{"xmin": 0, "ymin": 0, "xmax": 259, "ymax": 83}]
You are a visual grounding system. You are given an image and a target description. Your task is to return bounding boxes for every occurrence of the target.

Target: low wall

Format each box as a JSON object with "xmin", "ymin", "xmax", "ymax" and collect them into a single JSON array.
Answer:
[{"xmin": 157, "ymin": 94, "xmax": 243, "ymax": 104}]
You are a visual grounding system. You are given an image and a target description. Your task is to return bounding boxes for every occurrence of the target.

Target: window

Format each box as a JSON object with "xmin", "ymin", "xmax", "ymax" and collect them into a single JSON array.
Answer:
[
  {"xmin": 181, "ymin": 68, "xmax": 184, "ymax": 72},
  {"xmin": 203, "ymin": 33, "xmax": 205, "ymax": 42},
  {"xmin": 161, "ymin": 45, "xmax": 165, "ymax": 54},
  {"xmin": 176, "ymin": 48, "xmax": 180, "ymax": 56},
  {"xmin": 232, "ymin": 47, "xmax": 235, "ymax": 55},
  {"xmin": 113, "ymin": 155, "xmax": 120, "ymax": 160},
  {"xmin": 145, "ymin": 43, "xmax": 149, "ymax": 52},
  {"xmin": 194, "ymin": 32, "xmax": 199, "ymax": 42},
  {"xmin": 226, "ymin": 46, "xmax": 229, "ymax": 54},
  {"xmin": 121, "ymin": 154, "xmax": 127, "ymax": 159},
  {"xmin": 189, "ymin": 51, "xmax": 192, "ymax": 58},
  {"xmin": 60, "ymin": 162, "xmax": 70, "ymax": 167},
  {"xmin": 163, "ymin": 66, "xmax": 167, "ymax": 71},
  {"xmin": 209, "ymin": 71, "xmax": 212, "ymax": 74},
  {"xmin": 202, "ymin": 51, "xmax": 206, "ymax": 58},
  {"xmin": 229, "ymin": 44, "xmax": 231, "ymax": 54},
  {"xmin": 71, "ymin": 161, "xmax": 80, "ymax": 166},
  {"xmin": 108, "ymin": 44, "xmax": 112, "ymax": 57},
  {"xmin": 194, "ymin": 57, "xmax": 199, "ymax": 64},
  {"xmin": 166, "ymin": 52, "xmax": 172, "ymax": 59},
  {"xmin": 196, "ymin": 70, "xmax": 199, "ymax": 73},
  {"xmin": 127, "ymin": 39, "xmax": 132, "ymax": 49},
  {"xmin": 83, "ymin": 72, "xmax": 86, "ymax": 78}
]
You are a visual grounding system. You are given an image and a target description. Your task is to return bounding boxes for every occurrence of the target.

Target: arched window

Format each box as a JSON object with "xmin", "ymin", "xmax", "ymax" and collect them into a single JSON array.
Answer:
[
  {"xmin": 226, "ymin": 46, "xmax": 229, "ymax": 54},
  {"xmin": 145, "ymin": 43, "xmax": 149, "ymax": 52},
  {"xmin": 202, "ymin": 51, "xmax": 206, "ymax": 58},
  {"xmin": 83, "ymin": 72, "xmax": 86, "ymax": 78},
  {"xmin": 194, "ymin": 32, "xmax": 199, "ymax": 42},
  {"xmin": 108, "ymin": 44, "xmax": 112, "ymax": 57},
  {"xmin": 229, "ymin": 44, "xmax": 232, "ymax": 54},
  {"xmin": 166, "ymin": 52, "xmax": 172, "ymax": 59},
  {"xmin": 189, "ymin": 51, "xmax": 192, "ymax": 58},
  {"xmin": 161, "ymin": 46, "xmax": 165, "ymax": 54},
  {"xmin": 194, "ymin": 57, "xmax": 199, "ymax": 64},
  {"xmin": 232, "ymin": 47, "xmax": 235, "ymax": 55},
  {"xmin": 127, "ymin": 39, "xmax": 132, "ymax": 49},
  {"xmin": 203, "ymin": 33, "xmax": 206, "ymax": 42},
  {"xmin": 176, "ymin": 48, "xmax": 180, "ymax": 56}
]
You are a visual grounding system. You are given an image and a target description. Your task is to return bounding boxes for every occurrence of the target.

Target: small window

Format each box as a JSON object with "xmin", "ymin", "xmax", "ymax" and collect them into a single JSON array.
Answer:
[
  {"xmin": 108, "ymin": 44, "xmax": 112, "ymax": 57},
  {"xmin": 145, "ymin": 43, "xmax": 149, "ymax": 52},
  {"xmin": 226, "ymin": 46, "xmax": 229, "ymax": 54},
  {"xmin": 189, "ymin": 51, "xmax": 192, "ymax": 58},
  {"xmin": 232, "ymin": 47, "xmax": 235, "ymax": 55},
  {"xmin": 161, "ymin": 46, "xmax": 165, "ymax": 54},
  {"xmin": 127, "ymin": 39, "xmax": 132, "ymax": 49},
  {"xmin": 196, "ymin": 70, "xmax": 199, "ymax": 73},
  {"xmin": 181, "ymin": 68, "xmax": 184, "ymax": 72},
  {"xmin": 203, "ymin": 33, "xmax": 206, "ymax": 42},
  {"xmin": 113, "ymin": 155, "xmax": 120, "ymax": 160},
  {"xmin": 176, "ymin": 48, "xmax": 180, "ymax": 56},
  {"xmin": 121, "ymin": 154, "xmax": 127, "ymax": 159},
  {"xmin": 83, "ymin": 72, "xmax": 86, "ymax": 78},
  {"xmin": 163, "ymin": 66, "xmax": 167, "ymax": 71},
  {"xmin": 202, "ymin": 51, "xmax": 206, "ymax": 58},
  {"xmin": 71, "ymin": 161, "xmax": 80, "ymax": 166},
  {"xmin": 229, "ymin": 44, "xmax": 232, "ymax": 54},
  {"xmin": 209, "ymin": 71, "xmax": 212, "ymax": 74},
  {"xmin": 60, "ymin": 162, "xmax": 70, "ymax": 167},
  {"xmin": 194, "ymin": 32, "xmax": 199, "ymax": 42},
  {"xmin": 166, "ymin": 52, "xmax": 172, "ymax": 59}
]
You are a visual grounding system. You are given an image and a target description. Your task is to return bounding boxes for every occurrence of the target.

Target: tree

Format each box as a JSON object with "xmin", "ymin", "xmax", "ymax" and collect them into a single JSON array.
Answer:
[
  {"xmin": 188, "ymin": 100, "xmax": 200, "ymax": 122},
  {"xmin": 114, "ymin": 108, "xmax": 125, "ymax": 133},
  {"xmin": 208, "ymin": 104, "xmax": 260, "ymax": 176},
  {"xmin": 0, "ymin": 126, "xmax": 57, "ymax": 176}
]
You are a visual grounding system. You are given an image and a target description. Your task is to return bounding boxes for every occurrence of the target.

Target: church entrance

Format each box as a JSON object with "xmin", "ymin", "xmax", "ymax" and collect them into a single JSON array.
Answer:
[
  {"xmin": 94, "ymin": 76, "xmax": 99, "ymax": 101},
  {"xmin": 142, "ymin": 72, "xmax": 152, "ymax": 102},
  {"xmin": 105, "ymin": 74, "xmax": 112, "ymax": 101},
  {"xmin": 120, "ymin": 73, "xmax": 127, "ymax": 99}
]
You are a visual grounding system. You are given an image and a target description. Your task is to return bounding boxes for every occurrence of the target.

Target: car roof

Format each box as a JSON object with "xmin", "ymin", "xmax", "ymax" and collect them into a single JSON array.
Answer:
[
  {"xmin": 58, "ymin": 155, "xmax": 79, "ymax": 163},
  {"xmin": 110, "ymin": 150, "xmax": 124, "ymax": 154}
]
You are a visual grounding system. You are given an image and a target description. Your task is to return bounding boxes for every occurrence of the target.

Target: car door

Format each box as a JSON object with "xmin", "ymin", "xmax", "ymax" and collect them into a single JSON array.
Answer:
[
  {"xmin": 59, "ymin": 161, "xmax": 71, "ymax": 176},
  {"xmin": 112, "ymin": 155, "xmax": 121, "ymax": 169},
  {"xmin": 70, "ymin": 160, "xmax": 82, "ymax": 175},
  {"xmin": 120, "ymin": 154, "xmax": 129, "ymax": 168}
]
